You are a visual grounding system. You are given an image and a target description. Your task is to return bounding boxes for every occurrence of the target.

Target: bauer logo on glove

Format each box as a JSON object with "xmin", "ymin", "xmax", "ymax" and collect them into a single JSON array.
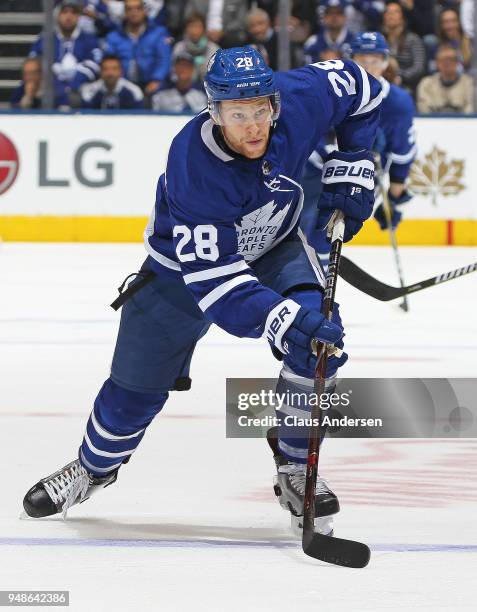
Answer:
[{"xmin": 316, "ymin": 150, "xmax": 376, "ymax": 243}]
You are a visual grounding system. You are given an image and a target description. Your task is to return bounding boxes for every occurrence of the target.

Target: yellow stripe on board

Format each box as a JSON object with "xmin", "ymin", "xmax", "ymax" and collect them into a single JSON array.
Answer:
[
  {"xmin": 0, "ymin": 216, "xmax": 148, "ymax": 242},
  {"xmin": 350, "ymin": 219, "xmax": 451, "ymax": 246},
  {"xmin": 0, "ymin": 216, "xmax": 476, "ymax": 245}
]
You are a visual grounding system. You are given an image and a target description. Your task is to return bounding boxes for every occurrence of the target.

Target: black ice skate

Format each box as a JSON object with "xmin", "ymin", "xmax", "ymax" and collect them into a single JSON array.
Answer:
[
  {"xmin": 23, "ymin": 459, "xmax": 118, "ymax": 518},
  {"xmin": 267, "ymin": 428, "xmax": 339, "ymax": 536}
]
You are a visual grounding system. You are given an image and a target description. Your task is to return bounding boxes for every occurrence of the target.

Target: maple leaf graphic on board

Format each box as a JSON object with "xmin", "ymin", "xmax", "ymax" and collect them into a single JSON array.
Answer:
[{"xmin": 409, "ymin": 146, "xmax": 465, "ymax": 206}]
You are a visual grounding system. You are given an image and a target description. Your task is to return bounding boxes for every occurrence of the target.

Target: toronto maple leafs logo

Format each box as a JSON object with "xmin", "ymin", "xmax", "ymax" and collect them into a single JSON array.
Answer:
[
  {"xmin": 264, "ymin": 177, "xmax": 294, "ymax": 193},
  {"xmin": 235, "ymin": 200, "xmax": 292, "ymax": 261}
]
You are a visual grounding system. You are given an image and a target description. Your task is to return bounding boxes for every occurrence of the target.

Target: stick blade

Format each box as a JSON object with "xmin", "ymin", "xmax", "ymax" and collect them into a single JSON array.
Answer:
[
  {"xmin": 302, "ymin": 530, "xmax": 371, "ymax": 568},
  {"xmin": 339, "ymin": 256, "xmax": 401, "ymax": 301}
]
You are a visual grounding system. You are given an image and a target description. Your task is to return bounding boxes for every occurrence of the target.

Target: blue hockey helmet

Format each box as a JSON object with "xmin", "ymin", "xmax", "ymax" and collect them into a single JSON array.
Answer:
[
  {"xmin": 205, "ymin": 46, "xmax": 281, "ymax": 125},
  {"xmin": 350, "ymin": 32, "xmax": 390, "ymax": 58}
]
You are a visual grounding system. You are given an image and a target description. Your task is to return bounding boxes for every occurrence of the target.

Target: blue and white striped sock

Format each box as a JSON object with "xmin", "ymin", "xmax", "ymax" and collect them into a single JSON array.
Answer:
[
  {"xmin": 79, "ymin": 407, "xmax": 146, "ymax": 476},
  {"xmin": 79, "ymin": 378, "xmax": 168, "ymax": 477},
  {"xmin": 275, "ymin": 365, "xmax": 336, "ymax": 464}
]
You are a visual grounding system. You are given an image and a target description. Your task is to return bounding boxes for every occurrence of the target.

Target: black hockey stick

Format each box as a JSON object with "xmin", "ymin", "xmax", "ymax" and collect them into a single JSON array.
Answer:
[
  {"xmin": 339, "ymin": 255, "xmax": 477, "ymax": 302},
  {"xmin": 375, "ymin": 156, "xmax": 409, "ymax": 312},
  {"xmin": 302, "ymin": 212, "xmax": 371, "ymax": 568}
]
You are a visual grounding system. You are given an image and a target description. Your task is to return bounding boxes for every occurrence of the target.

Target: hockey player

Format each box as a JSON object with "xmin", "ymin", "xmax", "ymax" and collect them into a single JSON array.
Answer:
[
  {"xmin": 23, "ymin": 47, "xmax": 381, "ymax": 535},
  {"xmin": 301, "ymin": 32, "xmax": 416, "ymax": 268}
]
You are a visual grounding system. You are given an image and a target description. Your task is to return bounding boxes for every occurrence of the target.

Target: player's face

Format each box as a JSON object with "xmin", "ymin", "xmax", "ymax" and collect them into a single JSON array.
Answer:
[
  {"xmin": 353, "ymin": 53, "xmax": 387, "ymax": 79},
  {"xmin": 219, "ymin": 98, "xmax": 272, "ymax": 159}
]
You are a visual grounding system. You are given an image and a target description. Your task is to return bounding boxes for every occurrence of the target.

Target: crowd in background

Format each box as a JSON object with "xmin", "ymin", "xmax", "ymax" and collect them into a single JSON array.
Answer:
[{"xmin": 10, "ymin": 0, "xmax": 476, "ymax": 114}]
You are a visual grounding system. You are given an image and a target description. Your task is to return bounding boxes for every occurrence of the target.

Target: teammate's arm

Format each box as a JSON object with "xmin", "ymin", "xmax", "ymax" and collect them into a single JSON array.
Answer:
[{"xmin": 375, "ymin": 93, "xmax": 416, "ymax": 230}]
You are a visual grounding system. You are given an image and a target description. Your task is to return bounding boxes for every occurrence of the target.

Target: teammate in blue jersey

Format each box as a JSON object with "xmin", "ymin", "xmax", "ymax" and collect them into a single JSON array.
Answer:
[
  {"xmin": 23, "ymin": 47, "xmax": 382, "ymax": 535},
  {"xmin": 302, "ymin": 32, "xmax": 416, "ymax": 267}
]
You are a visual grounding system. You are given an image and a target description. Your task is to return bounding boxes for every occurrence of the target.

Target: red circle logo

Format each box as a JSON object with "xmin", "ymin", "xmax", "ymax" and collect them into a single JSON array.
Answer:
[{"xmin": 0, "ymin": 132, "xmax": 20, "ymax": 196}]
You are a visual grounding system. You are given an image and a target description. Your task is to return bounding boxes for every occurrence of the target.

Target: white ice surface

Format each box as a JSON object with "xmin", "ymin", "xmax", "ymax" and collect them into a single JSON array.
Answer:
[{"xmin": 0, "ymin": 243, "xmax": 476, "ymax": 611}]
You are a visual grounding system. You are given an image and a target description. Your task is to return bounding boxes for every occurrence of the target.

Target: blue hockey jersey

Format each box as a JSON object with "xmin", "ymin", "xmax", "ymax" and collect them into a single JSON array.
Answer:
[
  {"xmin": 378, "ymin": 78, "xmax": 416, "ymax": 183},
  {"xmin": 305, "ymin": 77, "xmax": 416, "ymax": 183},
  {"xmin": 144, "ymin": 60, "xmax": 382, "ymax": 339}
]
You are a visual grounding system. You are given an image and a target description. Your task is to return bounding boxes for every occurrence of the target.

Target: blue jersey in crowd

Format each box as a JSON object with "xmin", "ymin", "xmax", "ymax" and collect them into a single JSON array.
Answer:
[
  {"xmin": 105, "ymin": 21, "xmax": 171, "ymax": 86},
  {"xmin": 143, "ymin": 59, "xmax": 382, "ymax": 339},
  {"xmin": 80, "ymin": 77, "xmax": 144, "ymax": 109},
  {"xmin": 30, "ymin": 27, "xmax": 101, "ymax": 90}
]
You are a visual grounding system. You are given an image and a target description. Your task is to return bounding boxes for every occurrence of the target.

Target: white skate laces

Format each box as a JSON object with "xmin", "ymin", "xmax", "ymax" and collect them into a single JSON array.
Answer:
[
  {"xmin": 43, "ymin": 462, "xmax": 91, "ymax": 518},
  {"xmin": 278, "ymin": 462, "xmax": 331, "ymax": 496}
]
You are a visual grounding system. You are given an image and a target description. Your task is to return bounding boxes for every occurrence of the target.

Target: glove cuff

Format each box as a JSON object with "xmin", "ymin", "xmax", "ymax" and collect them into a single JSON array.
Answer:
[
  {"xmin": 263, "ymin": 300, "xmax": 300, "ymax": 353},
  {"xmin": 322, "ymin": 150, "xmax": 375, "ymax": 191}
]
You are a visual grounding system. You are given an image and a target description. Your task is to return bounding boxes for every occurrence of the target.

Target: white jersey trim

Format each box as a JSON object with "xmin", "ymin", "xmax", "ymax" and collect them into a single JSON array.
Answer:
[
  {"xmin": 297, "ymin": 227, "xmax": 326, "ymax": 288},
  {"xmin": 308, "ymin": 150, "xmax": 324, "ymax": 170},
  {"xmin": 201, "ymin": 118, "xmax": 234, "ymax": 162},
  {"xmin": 351, "ymin": 90, "xmax": 383, "ymax": 117},
  {"xmin": 143, "ymin": 205, "xmax": 181, "ymax": 271},
  {"xmin": 353, "ymin": 63, "xmax": 371, "ymax": 115},
  {"xmin": 389, "ymin": 144, "xmax": 417, "ymax": 165},
  {"xmin": 183, "ymin": 260, "xmax": 250, "ymax": 284},
  {"xmin": 198, "ymin": 274, "xmax": 256, "ymax": 311}
]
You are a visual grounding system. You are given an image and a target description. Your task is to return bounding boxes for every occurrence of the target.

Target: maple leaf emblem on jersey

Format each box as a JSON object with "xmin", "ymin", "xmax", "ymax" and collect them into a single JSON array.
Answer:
[
  {"xmin": 409, "ymin": 146, "xmax": 465, "ymax": 206},
  {"xmin": 235, "ymin": 200, "xmax": 292, "ymax": 261}
]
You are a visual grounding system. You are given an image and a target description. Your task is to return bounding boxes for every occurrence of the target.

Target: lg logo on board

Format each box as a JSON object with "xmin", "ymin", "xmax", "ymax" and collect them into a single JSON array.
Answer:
[
  {"xmin": 0, "ymin": 132, "xmax": 20, "ymax": 196},
  {"xmin": 0, "ymin": 133, "xmax": 113, "ymax": 195}
]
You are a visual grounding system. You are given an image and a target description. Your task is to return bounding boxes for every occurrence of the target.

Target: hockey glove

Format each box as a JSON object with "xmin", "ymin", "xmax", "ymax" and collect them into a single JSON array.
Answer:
[
  {"xmin": 374, "ymin": 189, "xmax": 413, "ymax": 230},
  {"xmin": 264, "ymin": 300, "xmax": 347, "ymax": 374},
  {"xmin": 316, "ymin": 150, "xmax": 375, "ymax": 243}
]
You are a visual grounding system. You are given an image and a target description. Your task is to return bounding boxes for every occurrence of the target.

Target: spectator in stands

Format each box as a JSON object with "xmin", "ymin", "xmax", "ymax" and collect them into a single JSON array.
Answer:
[
  {"xmin": 437, "ymin": 8, "xmax": 472, "ymax": 68},
  {"xmin": 151, "ymin": 52, "xmax": 207, "ymax": 112},
  {"xmin": 105, "ymin": 0, "xmax": 171, "ymax": 95},
  {"xmin": 29, "ymin": 0, "xmax": 101, "ymax": 102},
  {"xmin": 257, "ymin": 0, "xmax": 316, "ymax": 26},
  {"xmin": 10, "ymin": 58, "xmax": 42, "ymax": 109},
  {"xmin": 417, "ymin": 44, "xmax": 474, "ymax": 113},
  {"xmin": 81, "ymin": 1, "xmax": 125, "ymax": 37},
  {"xmin": 397, "ymin": 0, "xmax": 436, "ymax": 38},
  {"xmin": 382, "ymin": 1, "xmax": 426, "ymax": 95},
  {"xmin": 343, "ymin": 1, "xmax": 385, "ymax": 34},
  {"xmin": 304, "ymin": 0, "xmax": 353, "ymax": 64},
  {"xmin": 246, "ymin": 7, "xmax": 303, "ymax": 70},
  {"xmin": 80, "ymin": 54, "xmax": 144, "ymax": 108},
  {"xmin": 184, "ymin": 0, "xmax": 249, "ymax": 47},
  {"xmin": 164, "ymin": 0, "xmax": 190, "ymax": 39},
  {"xmin": 10, "ymin": 58, "xmax": 69, "ymax": 110},
  {"xmin": 172, "ymin": 13, "xmax": 219, "ymax": 81}
]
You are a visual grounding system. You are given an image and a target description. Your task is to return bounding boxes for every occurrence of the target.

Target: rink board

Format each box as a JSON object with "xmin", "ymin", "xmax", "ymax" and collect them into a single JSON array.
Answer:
[{"xmin": 0, "ymin": 113, "xmax": 476, "ymax": 244}]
